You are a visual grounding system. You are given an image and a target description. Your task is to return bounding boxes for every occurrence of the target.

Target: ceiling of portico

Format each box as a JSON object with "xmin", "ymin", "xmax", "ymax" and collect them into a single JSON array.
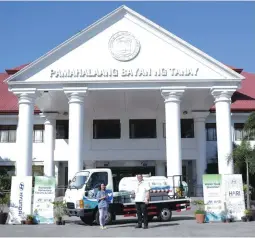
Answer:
[
  {"xmin": 35, "ymin": 89, "xmax": 214, "ymax": 114},
  {"xmin": 6, "ymin": 5, "xmax": 244, "ymax": 88}
]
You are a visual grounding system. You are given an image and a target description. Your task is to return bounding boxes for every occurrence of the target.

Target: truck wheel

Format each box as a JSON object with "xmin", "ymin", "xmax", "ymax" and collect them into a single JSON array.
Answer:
[
  {"xmin": 159, "ymin": 208, "xmax": 172, "ymax": 222},
  {"xmin": 95, "ymin": 210, "xmax": 113, "ymax": 225},
  {"xmin": 80, "ymin": 216, "xmax": 93, "ymax": 226}
]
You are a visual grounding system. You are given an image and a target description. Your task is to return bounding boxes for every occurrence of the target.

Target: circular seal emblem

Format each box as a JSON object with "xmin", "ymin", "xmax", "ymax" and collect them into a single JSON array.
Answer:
[{"xmin": 109, "ymin": 31, "xmax": 140, "ymax": 62}]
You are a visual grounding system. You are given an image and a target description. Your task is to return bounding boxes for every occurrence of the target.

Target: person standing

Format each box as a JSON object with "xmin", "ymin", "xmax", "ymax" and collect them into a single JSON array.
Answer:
[
  {"xmin": 96, "ymin": 183, "xmax": 109, "ymax": 229},
  {"xmin": 134, "ymin": 174, "xmax": 151, "ymax": 229}
]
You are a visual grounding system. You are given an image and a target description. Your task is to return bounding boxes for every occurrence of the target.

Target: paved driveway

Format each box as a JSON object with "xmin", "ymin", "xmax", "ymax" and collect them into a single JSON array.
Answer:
[{"xmin": 1, "ymin": 214, "xmax": 255, "ymax": 237}]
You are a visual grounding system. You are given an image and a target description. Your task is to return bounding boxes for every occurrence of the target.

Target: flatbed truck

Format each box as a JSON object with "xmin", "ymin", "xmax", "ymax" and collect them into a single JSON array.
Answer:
[{"xmin": 64, "ymin": 168, "xmax": 191, "ymax": 225}]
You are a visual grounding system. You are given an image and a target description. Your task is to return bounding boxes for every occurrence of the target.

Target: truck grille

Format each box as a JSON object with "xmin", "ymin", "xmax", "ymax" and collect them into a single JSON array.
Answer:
[{"xmin": 67, "ymin": 202, "xmax": 75, "ymax": 209}]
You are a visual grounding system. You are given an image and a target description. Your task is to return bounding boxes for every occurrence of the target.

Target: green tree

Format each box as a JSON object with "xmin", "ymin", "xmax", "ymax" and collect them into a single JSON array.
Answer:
[
  {"xmin": 228, "ymin": 111, "xmax": 255, "ymax": 209},
  {"xmin": 244, "ymin": 112, "xmax": 255, "ymax": 138},
  {"xmin": 228, "ymin": 141, "xmax": 255, "ymax": 209}
]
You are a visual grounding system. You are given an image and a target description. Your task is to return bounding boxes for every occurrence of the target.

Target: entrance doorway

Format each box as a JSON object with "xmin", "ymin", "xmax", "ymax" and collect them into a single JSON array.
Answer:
[
  {"xmin": 182, "ymin": 160, "xmax": 194, "ymax": 196},
  {"xmin": 110, "ymin": 167, "xmax": 155, "ymax": 192}
]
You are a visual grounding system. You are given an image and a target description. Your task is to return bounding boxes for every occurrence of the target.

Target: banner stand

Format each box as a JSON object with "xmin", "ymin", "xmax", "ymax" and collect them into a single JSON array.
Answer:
[
  {"xmin": 203, "ymin": 174, "xmax": 245, "ymax": 223},
  {"xmin": 8, "ymin": 176, "xmax": 33, "ymax": 225},
  {"xmin": 33, "ymin": 176, "xmax": 56, "ymax": 224}
]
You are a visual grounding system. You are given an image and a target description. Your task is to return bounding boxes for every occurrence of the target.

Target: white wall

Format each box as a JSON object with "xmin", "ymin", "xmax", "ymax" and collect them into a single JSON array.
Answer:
[{"xmin": 0, "ymin": 112, "xmax": 254, "ymax": 165}]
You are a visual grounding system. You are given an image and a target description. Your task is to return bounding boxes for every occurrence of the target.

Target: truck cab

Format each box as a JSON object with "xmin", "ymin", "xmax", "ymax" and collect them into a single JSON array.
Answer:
[{"xmin": 64, "ymin": 168, "xmax": 114, "ymax": 224}]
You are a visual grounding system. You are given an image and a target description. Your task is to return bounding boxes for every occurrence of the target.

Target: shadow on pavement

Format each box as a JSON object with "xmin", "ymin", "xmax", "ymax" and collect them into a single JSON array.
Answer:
[
  {"xmin": 151, "ymin": 223, "xmax": 179, "ymax": 228},
  {"xmin": 68, "ymin": 216, "xmax": 190, "ymax": 227},
  {"xmin": 108, "ymin": 222, "xmax": 179, "ymax": 229},
  {"xmin": 171, "ymin": 216, "xmax": 195, "ymax": 221}
]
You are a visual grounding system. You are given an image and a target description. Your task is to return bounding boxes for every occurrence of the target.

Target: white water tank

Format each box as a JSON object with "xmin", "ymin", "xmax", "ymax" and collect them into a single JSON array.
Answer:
[
  {"xmin": 119, "ymin": 176, "xmax": 170, "ymax": 193},
  {"xmin": 119, "ymin": 176, "xmax": 188, "ymax": 197}
]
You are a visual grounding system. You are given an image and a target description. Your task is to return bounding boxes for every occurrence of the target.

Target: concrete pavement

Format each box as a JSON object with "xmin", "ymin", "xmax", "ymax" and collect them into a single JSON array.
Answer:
[{"xmin": 0, "ymin": 215, "xmax": 255, "ymax": 237}]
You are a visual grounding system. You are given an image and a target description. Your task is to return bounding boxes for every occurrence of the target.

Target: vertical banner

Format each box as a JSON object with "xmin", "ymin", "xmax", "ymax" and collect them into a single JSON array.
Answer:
[
  {"xmin": 33, "ymin": 176, "xmax": 56, "ymax": 224},
  {"xmin": 8, "ymin": 176, "xmax": 33, "ymax": 224},
  {"xmin": 203, "ymin": 174, "xmax": 224, "ymax": 222},
  {"xmin": 222, "ymin": 174, "xmax": 245, "ymax": 221}
]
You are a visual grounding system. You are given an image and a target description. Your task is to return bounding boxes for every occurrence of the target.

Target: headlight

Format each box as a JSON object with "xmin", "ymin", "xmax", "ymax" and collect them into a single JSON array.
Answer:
[{"xmin": 76, "ymin": 200, "xmax": 84, "ymax": 209}]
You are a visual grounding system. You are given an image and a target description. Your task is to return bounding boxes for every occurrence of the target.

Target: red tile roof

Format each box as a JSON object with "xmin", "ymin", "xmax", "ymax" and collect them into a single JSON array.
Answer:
[
  {"xmin": 5, "ymin": 63, "xmax": 29, "ymax": 75},
  {"xmin": 0, "ymin": 73, "xmax": 19, "ymax": 114},
  {"xmin": 0, "ymin": 64, "xmax": 255, "ymax": 114},
  {"xmin": 0, "ymin": 69, "xmax": 40, "ymax": 114}
]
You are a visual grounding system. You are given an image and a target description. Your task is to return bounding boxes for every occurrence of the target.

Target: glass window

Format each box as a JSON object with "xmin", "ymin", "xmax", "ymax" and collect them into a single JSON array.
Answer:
[
  {"xmin": 33, "ymin": 125, "xmax": 44, "ymax": 143},
  {"xmin": 86, "ymin": 172, "xmax": 108, "ymax": 190},
  {"xmin": 206, "ymin": 123, "xmax": 217, "ymax": 141},
  {"xmin": 129, "ymin": 119, "xmax": 157, "ymax": 139},
  {"xmin": 69, "ymin": 171, "xmax": 90, "ymax": 189},
  {"xmin": 163, "ymin": 120, "xmax": 194, "ymax": 138},
  {"xmin": 163, "ymin": 123, "xmax": 166, "ymax": 138},
  {"xmin": 56, "ymin": 120, "xmax": 69, "ymax": 139},
  {"xmin": 0, "ymin": 125, "xmax": 17, "ymax": 143},
  {"xmin": 181, "ymin": 119, "xmax": 194, "ymax": 138},
  {"xmin": 93, "ymin": 120, "xmax": 121, "ymax": 139}
]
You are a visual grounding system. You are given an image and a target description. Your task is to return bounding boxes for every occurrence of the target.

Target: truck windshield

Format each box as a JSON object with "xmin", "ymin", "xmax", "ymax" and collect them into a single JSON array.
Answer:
[{"xmin": 69, "ymin": 171, "xmax": 90, "ymax": 189}]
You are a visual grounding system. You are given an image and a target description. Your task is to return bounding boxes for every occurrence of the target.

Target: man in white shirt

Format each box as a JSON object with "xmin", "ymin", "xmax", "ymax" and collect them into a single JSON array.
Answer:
[{"xmin": 134, "ymin": 174, "xmax": 150, "ymax": 229}]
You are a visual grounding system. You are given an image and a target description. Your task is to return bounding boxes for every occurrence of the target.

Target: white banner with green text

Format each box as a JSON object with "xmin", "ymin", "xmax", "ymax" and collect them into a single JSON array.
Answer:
[
  {"xmin": 203, "ymin": 174, "xmax": 245, "ymax": 222},
  {"xmin": 33, "ymin": 176, "xmax": 56, "ymax": 224}
]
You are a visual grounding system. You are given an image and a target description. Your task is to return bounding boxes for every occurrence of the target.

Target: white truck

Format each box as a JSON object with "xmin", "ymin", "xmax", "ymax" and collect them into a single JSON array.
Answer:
[{"xmin": 64, "ymin": 168, "xmax": 191, "ymax": 225}]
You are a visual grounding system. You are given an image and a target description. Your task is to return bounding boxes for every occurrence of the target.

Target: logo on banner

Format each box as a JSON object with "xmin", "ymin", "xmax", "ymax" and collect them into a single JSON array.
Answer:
[
  {"xmin": 231, "ymin": 179, "xmax": 237, "ymax": 184},
  {"xmin": 109, "ymin": 31, "xmax": 140, "ymax": 62},
  {"xmin": 18, "ymin": 182, "xmax": 24, "ymax": 216}
]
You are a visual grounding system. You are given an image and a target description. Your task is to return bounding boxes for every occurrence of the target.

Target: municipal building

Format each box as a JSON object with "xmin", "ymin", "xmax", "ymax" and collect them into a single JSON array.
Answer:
[{"xmin": 0, "ymin": 6, "xmax": 255, "ymax": 196}]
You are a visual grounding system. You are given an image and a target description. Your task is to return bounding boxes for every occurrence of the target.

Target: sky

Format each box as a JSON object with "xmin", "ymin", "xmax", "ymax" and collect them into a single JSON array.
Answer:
[{"xmin": 0, "ymin": 1, "xmax": 254, "ymax": 73}]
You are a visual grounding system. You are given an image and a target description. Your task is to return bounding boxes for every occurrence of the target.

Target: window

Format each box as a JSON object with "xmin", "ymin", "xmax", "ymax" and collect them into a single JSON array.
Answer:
[
  {"xmin": 129, "ymin": 119, "xmax": 157, "ymax": 139},
  {"xmin": 56, "ymin": 120, "xmax": 69, "ymax": 139},
  {"xmin": 0, "ymin": 125, "xmax": 16, "ymax": 143},
  {"xmin": 234, "ymin": 123, "xmax": 255, "ymax": 141},
  {"xmin": 86, "ymin": 172, "xmax": 108, "ymax": 190},
  {"xmin": 206, "ymin": 123, "xmax": 217, "ymax": 141},
  {"xmin": 93, "ymin": 120, "xmax": 121, "ymax": 139},
  {"xmin": 181, "ymin": 119, "xmax": 194, "ymax": 138},
  {"xmin": 163, "ymin": 123, "xmax": 166, "ymax": 138},
  {"xmin": 162, "ymin": 120, "xmax": 194, "ymax": 138},
  {"xmin": 33, "ymin": 125, "xmax": 44, "ymax": 143}
]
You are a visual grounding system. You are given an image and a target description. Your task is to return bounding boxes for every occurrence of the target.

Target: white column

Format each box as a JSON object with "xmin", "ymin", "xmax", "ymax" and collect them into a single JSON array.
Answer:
[
  {"xmin": 15, "ymin": 92, "xmax": 36, "ymax": 176},
  {"xmin": 211, "ymin": 88, "xmax": 236, "ymax": 174},
  {"xmin": 161, "ymin": 89, "xmax": 185, "ymax": 178},
  {"xmin": 192, "ymin": 111, "xmax": 209, "ymax": 196},
  {"xmin": 42, "ymin": 115, "xmax": 56, "ymax": 177},
  {"xmin": 155, "ymin": 161, "xmax": 165, "ymax": 176},
  {"xmin": 66, "ymin": 91, "xmax": 86, "ymax": 180}
]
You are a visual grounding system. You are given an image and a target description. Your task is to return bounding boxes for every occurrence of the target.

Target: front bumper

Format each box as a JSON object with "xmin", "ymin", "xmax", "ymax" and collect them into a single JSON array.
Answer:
[
  {"xmin": 65, "ymin": 208, "xmax": 94, "ymax": 217},
  {"xmin": 65, "ymin": 208, "xmax": 84, "ymax": 217}
]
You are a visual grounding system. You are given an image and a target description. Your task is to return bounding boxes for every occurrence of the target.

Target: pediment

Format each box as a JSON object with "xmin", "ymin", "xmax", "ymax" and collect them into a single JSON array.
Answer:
[{"xmin": 6, "ymin": 5, "xmax": 244, "ymax": 85}]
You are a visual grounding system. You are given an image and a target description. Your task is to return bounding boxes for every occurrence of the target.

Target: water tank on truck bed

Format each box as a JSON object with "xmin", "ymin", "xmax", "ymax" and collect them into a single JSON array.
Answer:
[{"xmin": 118, "ymin": 175, "xmax": 188, "ymax": 201}]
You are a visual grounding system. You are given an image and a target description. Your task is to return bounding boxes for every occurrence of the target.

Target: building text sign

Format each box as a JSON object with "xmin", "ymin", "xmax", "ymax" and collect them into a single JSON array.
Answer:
[{"xmin": 50, "ymin": 68, "xmax": 199, "ymax": 78}]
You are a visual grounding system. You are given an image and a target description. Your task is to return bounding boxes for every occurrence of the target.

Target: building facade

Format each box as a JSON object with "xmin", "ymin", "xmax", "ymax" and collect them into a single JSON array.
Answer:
[{"xmin": 0, "ymin": 6, "xmax": 255, "ymax": 196}]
